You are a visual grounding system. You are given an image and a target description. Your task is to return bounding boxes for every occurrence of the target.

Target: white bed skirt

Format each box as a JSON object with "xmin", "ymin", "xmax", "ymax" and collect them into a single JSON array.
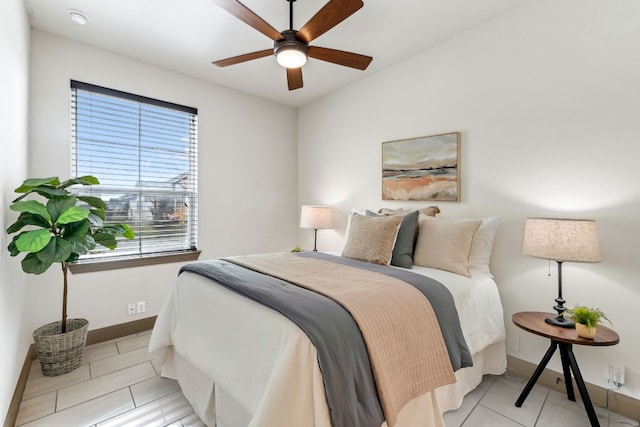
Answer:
[
  {"xmin": 150, "ymin": 266, "xmax": 507, "ymax": 427},
  {"xmin": 161, "ymin": 340, "xmax": 506, "ymax": 427}
]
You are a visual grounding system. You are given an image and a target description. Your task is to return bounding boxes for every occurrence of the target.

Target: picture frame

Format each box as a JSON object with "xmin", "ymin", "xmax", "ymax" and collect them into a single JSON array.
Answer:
[{"xmin": 382, "ymin": 131, "xmax": 460, "ymax": 202}]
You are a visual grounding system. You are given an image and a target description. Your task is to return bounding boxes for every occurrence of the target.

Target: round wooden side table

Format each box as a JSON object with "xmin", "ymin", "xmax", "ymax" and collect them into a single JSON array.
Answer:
[{"xmin": 512, "ymin": 311, "xmax": 619, "ymax": 427}]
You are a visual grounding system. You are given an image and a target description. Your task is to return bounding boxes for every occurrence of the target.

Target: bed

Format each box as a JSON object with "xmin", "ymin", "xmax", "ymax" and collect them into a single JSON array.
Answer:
[{"xmin": 149, "ymin": 212, "xmax": 507, "ymax": 427}]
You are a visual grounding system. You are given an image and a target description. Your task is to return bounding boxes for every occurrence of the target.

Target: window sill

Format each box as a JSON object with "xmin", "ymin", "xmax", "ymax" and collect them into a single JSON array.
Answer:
[{"xmin": 68, "ymin": 250, "xmax": 201, "ymax": 274}]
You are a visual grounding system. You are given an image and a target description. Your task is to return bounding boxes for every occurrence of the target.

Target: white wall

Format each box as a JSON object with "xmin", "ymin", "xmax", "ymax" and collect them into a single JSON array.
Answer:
[
  {"xmin": 298, "ymin": 0, "xmax": 640, "ymax": 399},
  {"xmin": 27, "ymin": 30, "xmax": 299, "ymax": 330},
  {"xmin": 0, "ymin": 0, "xmax": 30, "ymax": 422}
]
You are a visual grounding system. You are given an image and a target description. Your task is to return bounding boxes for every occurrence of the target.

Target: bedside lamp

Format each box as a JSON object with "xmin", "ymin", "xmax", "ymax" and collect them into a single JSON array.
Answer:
[
  {"xmin": 522, "ymin": 218, "xmax": 602, "ymax": 328},
  {"xmin": 300, "ymin": 206, "xmax": 333, "ymax": 252}
]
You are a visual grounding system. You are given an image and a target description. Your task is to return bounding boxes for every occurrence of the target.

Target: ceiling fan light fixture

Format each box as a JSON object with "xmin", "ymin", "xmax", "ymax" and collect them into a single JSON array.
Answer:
[
  {"xmin": 276, "ymin": 46, "xmax": 307, "ymax": 68},
  {"xmin": 274, "ymin": 30, "xmax": 309, "ymax": 69}
]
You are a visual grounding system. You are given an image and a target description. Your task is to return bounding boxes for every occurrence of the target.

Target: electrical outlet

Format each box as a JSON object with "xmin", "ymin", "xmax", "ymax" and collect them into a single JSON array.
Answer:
[
  {"xmin": 127, "ymin": 303, "xmax": 136, "ymax": 315},
  {"xmin": 607, "ymin": 364, "xmax": 625, "ymax": 387},
  {"xmin": 136, "ymin": 300, "xmax": 146, "ymax": 314}
]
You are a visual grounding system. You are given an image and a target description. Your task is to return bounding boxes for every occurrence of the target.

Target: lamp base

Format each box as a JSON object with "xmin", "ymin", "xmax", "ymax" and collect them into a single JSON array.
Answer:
[
  {"xmin": 545, "ymin": 315, "xmax": 575, "ymax": 329},
  {"xmin": 545, "ymin": 261, "xmax": 574, "ymax": 329}
]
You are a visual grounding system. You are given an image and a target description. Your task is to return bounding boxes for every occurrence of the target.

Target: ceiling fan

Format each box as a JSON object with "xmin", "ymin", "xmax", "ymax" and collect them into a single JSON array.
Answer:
[{"xmin": 211, "ymin": 0, "xmax": 373, "ymax": 91}]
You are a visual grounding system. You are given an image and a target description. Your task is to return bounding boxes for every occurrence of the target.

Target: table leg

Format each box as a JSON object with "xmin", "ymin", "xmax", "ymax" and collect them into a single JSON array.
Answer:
[
  {"xmin": 515, "ymin": 342, "xmax": 557, "ymax": 407},
  {"xmin": 558, "ymin": 343, "xmax": 576, "ymax": 401},
  {"xmin": 566, "ymin": 347, "xmax": 600, "ymax": 427}
]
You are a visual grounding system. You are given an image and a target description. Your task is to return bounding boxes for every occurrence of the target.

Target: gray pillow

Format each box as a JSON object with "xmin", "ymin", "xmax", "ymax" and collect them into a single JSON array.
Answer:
[{"xmin": 366, "ymin": 210, "xmax": 419, "ymax": 269}]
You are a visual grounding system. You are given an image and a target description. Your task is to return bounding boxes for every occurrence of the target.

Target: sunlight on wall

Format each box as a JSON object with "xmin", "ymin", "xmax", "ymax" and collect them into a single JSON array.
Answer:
[{"xmin": 501, "ymin": 165, "xmax": 639, "ymax": 212}]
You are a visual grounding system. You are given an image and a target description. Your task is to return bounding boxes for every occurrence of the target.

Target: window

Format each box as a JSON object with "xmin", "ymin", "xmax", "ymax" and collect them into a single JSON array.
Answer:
[{"xmin": 70, "ymin": 80, "xmax": 199, "ymax": 272}]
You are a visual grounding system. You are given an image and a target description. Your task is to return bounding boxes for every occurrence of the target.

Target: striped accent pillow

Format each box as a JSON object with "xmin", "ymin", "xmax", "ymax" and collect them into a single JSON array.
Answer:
[{"xmin": 342, "ymin": 213, "xmax": 403, "ymax": 265}]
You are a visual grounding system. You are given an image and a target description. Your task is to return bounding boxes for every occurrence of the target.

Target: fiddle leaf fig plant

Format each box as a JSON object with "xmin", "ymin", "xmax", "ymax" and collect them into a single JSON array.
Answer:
[{"xmin": 6, "ymin": 176, "xmax": 134, "ymax": 333}]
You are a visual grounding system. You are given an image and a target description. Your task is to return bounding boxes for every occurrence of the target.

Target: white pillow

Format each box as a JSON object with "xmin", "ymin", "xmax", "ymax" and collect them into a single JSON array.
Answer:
[
  {"xmin": 413, "ymin": 215, "xmax": 482, "ymax": 277},
  {"xmin": 469, "ymin": 217, "xmax": 500, "ymax": 277}
]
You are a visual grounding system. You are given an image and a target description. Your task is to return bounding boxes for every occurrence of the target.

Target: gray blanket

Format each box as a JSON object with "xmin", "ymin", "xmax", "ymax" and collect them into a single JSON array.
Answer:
[{"xmin": 179, "ymin": 252, "xmax": 471, "ymax": 427}]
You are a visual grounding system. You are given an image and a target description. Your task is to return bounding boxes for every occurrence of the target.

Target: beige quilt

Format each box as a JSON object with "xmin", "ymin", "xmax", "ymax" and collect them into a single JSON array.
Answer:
[{"xmin": 226, "ymin": 253, "xmax": 456, "ymax": 427}]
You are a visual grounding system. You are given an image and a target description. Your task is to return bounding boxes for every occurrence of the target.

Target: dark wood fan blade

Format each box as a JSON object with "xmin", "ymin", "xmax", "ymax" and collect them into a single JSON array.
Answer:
[
  {"xmin": 213, "ymin": 49, "xmax": 273, "ymax": 67},
  {"xmin": 297, "ymin": 0, "xmax": 363, "ymax": 43},
  {"xmin": 211, "ymin": 0, "xmax": 283, "ymax": 41},
  {"xmin": 308, "ymin": 46, "xmax": 372, "ymax": 70},
  {"xmin": 286, "ymin": 67, "xmax": 303, "ymax": 90}
]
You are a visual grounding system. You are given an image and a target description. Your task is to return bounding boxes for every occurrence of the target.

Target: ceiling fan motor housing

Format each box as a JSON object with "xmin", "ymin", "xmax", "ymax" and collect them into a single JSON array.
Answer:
[{"xmin": 274, "ymin": 30, "xmax": 309, "ymax": 61}]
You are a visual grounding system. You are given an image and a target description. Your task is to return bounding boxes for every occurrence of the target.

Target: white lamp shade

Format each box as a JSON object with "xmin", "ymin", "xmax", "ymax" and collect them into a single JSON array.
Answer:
[
  {"xmin": 300, "ymin": 206, "xmax": 333, "ymax": 230},
  {"xmin": 522, "ymin": 218, "xmax": 602, "ymax": 263}
]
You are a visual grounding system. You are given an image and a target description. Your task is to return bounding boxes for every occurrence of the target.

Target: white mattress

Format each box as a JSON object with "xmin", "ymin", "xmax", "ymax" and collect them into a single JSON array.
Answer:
[{"xmin": 149, "ymin": 260, "xmax": 506, "ymax": 427}]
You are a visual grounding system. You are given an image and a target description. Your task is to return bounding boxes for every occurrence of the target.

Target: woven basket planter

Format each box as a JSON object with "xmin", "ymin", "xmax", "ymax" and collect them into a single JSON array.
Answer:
[{"xmin": 32, "ymin": 318, "xmax": 89, "ymax": 377}]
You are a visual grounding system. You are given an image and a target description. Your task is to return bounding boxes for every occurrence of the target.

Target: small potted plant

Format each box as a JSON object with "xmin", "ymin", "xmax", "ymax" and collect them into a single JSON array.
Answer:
[
  {"xmin": 562, "ymin": 305, "xmax": 610, "ymax": 339},
  {"xmin": 6, "ymin": 176, "xmax": 134, "ymax": 376}
]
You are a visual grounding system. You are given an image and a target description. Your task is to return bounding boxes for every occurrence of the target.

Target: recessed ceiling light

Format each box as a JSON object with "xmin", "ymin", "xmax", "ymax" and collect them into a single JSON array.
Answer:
[{"xmin": 68, "ymin": 9, "xmax": 89, "ymax": 25}]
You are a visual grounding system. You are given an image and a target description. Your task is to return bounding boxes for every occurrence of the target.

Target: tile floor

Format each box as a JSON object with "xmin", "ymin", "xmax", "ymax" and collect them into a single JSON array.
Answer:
[
  {"xmin": 16, "ymin": 331, "xmax": 203, "ymax": 427},
  {"xmin": 15, "ymin": 332, "xmax": 640, "ymax": 427},
  {"xmin": 444, "ymin": 374, "xmax": 639, "ymax": 427}
]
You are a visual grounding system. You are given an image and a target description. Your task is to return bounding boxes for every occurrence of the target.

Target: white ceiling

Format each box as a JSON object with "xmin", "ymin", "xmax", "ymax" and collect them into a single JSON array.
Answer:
[{"xmin": 24, "ymin": 0, "xmax": 530, "ymax": 108}]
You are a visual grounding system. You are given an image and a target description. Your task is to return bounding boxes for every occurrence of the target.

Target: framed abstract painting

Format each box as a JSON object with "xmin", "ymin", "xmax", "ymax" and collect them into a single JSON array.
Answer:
[{"xmin": 382, "ymin": 132, "xmax": 460, "ymax": 202}]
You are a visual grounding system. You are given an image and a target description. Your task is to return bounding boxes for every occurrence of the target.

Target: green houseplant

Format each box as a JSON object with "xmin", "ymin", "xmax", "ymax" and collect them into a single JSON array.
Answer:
[
  {"xmin": 562, "ymin": 305, "xmax": 610, "ymax": 339},
  {"xmin": 6, "ymin": 176, "xmax": 134, "ymax": 375}
]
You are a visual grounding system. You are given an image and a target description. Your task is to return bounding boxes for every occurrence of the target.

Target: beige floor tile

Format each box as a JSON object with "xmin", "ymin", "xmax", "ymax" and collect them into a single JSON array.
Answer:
[
  {"xmin": 22, "ymin": 363, "xmax": 91, "ymax": 401},
  {"xmin": 610, "ymin": 411, "xmax": 640, "ymax": 426},
  {"xmin": 96, "ymin": 391, "xmax": 194, "ymax": 427},
  {"xmin": 180, "ymin": 412, "xmax": 207, "ymax": 427},
  {"xmin": 19, "ymin": 388, "xmax": 134, "ymax": 427},
  {"xmin": 545, "ymin": 389, "xmax": 610, "ymax": 419},
  {"xmin": 130, "ymin": 375, "xmax": 181, "ymax": 407},
  {"xmin": 479, "ymin": 375, "xmax": 549, "ymax": 427},
  {"xmin": 57, "ymin": 362, "xmax": 156, "ymax": 411},
  {"xmin": 91, "ymin": 346, "xmax": 155, "ymax": 378},
  {"xmin": 138, "ymin": 330, "xmax": 152, "ymax": 336},
  {"xmin": 477, "ymin": 373, "xmax": 499, "ymax": 391},
  {"xmin": 537, "ymin": 400, "xmax": 608, "ymax": 427},
  {"xmin": 15, "ymin": 391, "xmax": 56, "ymax": 426},
  {"xmin": 83, "ymin": 342, "xmax": 119, "ymax": 364},
  {"xmin": 461, "ymin": 405, "xmax": 524, "ymax": 427},
  {"xmin": 116, "ymin": 334, "xmax": 151, "ymax": 354},
  {"xmin": 100, "ymin": 334, "xmax": 137, "ymax": 345},
  {"xmin": 151, "ymin": 357, "xmax": 162, "ymax": 375},
  {"xmin": 28, "ymin": 360, "xmax": 44, "ymax": 380},
  {"xmin": 444, "ymin": 385, "xmax": 486, "ymax": 427}
]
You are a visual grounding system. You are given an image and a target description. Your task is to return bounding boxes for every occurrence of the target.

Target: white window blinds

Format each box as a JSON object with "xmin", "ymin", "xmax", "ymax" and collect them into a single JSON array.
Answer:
[{"xmin": 70, "ymin": 80, "xmax": 198, "ymax": 260}]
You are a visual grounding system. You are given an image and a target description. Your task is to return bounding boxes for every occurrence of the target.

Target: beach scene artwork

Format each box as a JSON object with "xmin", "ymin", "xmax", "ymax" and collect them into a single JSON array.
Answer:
[{"xmin": 382, "ymin": 132, "xmax": 460, "ymax": 201}]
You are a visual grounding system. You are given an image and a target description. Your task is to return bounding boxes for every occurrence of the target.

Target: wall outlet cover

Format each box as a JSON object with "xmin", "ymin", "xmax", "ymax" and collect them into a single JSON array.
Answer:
[
  {"xmin": 607, "ymin": 364, "xmax": 625, "ymax": 387},
  {"xmin": 136, "ymin": 301, "xmax": 146, "ymax": 314}
]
